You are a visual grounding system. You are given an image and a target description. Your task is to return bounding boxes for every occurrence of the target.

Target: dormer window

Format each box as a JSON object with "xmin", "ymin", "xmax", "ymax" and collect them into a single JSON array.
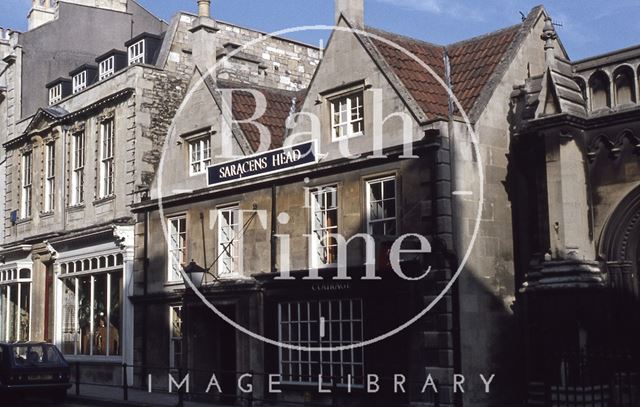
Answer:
[
  {"xmin": 128, "ymin": 40, "xmax": 145, "ymax": 65},
  {"xmin": 99, "ymin": 56, "xmax": 115, "ymax": 80},
  {"xmin": 49, "ymin": 84, "xmax": 62, "ymax": 105},
  {"xmin": 72, "ymin": 71, "xmax": 87, "ymax": 94}
]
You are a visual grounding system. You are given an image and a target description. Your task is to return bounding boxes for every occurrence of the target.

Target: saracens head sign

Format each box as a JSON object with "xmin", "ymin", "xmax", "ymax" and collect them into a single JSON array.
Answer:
[{"xmin": 207, "ymin": 141, "xmax": 317, "ymax": 186}]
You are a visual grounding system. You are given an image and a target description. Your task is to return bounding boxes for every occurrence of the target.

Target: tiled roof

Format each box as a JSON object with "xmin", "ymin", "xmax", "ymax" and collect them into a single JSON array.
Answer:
[
  {"xmin": 367, "ymin": 27, "xmax": 449, "ymax": 120},
  {"xmin": 447, "ymin": 25, "xmax": 520, "ymax": 114},
  {"xmin": 366, "ymin": 23, "xmax": 522, "ymax": 120},
  {"xmin": 218, "ymin": 81, "xmax": 305, "ymax": 151}
]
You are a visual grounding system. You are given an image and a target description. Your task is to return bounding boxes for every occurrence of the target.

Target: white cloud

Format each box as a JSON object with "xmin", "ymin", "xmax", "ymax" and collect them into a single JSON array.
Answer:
[
  {"xmin": 373, "ymin": 0, "xmax": 486, "ymax": 21},
  {"xmin": 375, "ymin": 0, "xmax": 443, "ymax": 14}
]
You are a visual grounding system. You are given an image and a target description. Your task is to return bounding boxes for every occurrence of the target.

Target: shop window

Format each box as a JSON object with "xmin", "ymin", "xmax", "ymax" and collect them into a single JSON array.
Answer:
[
  {"xmin": 0, "ymin": 270, "xmax": 32, "ymax": 342},
  {"xmin": 310, "ymin": 185, "xmax": 339, "ymax": 267},
  {"xmin": 366, "ymin": 177, "xmax": 397, "ymax": 236},
  {"xmin": 278, "ymin": 299, "xmax": 364, "ymax": 385},
  {"xmin": 59, "ymin": 263, "xmax": 122, "ymax": 358},
  {"xmin": 217, "ymin": 206, "xmax": 240, "ymax": 276}
]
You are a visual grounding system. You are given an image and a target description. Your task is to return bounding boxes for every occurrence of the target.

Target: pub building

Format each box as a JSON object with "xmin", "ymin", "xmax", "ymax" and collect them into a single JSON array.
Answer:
[{"xmin": 131, "ymin": 2, "xmax": 560, "ymax": 405}]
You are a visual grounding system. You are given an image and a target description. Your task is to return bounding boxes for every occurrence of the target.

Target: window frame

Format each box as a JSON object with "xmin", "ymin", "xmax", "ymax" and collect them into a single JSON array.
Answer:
[
  {"xmin": 167, "ymin": 215, "xmax": 187, "ymax": 283},
  {"xmin": 71, "ymin": 131, "xmax": 85, "ymax": 206},
  {"xmin": 58, "ymin": 255, "xmax": 124, "ymax": 359},
  {"xmin": 99, "ymin": 120, "xmax": 115, "ymax": 199},
  {"xmin": 330, "ymin": 91, "xmax": 364, "ymax": 141},
  {"xmin": 99, "ymin": 57, "xmax": 115, "ymax": 81},
  {"xmin": 217, "ymin": 205, "xmax": 242, "ymax": 277},
  {"xmin": 310, "ymin": 185, "xmax": 339, "ymax": 268},
  {"xmin": 48, "ymin": 84, "xmax": 62, "ymax": 105},
  {"xmin": 0, "ymin": 269, "xmax": 33, "ymax": 343},
  {"xmin": 21, "ymin": 152, "xmax": 33, "ymax": 219},
  {"xmin": 44, "ymin": 142, "xmax": 56, "ymax": 213},
  {"xmin": 169, "ymin": 305, "xmax": 183, "ymax": 370},
  {"xmin": 72, "ymin": 71, "xmax": 87, "ymax": 94},
  {"xmin": 128, "ymin": 40, "xmax": 145, "ymax": 66},
  {"xmin": 188, "ymin": 136, "xmax": 212, "ymax": 176},
  {"xmin": 278, "ymin": 299, "xmax": 364, "ymax": 386},
  {"xmin": 365, "ymin": 176, "xmax": 398, "ymax": 237}
]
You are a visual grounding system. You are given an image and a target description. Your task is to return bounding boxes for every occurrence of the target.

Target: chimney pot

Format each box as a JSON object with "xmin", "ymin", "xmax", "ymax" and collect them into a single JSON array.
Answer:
[{"xmin": 198, "ymin": 0, "xmax": 211, "ymax": 18}]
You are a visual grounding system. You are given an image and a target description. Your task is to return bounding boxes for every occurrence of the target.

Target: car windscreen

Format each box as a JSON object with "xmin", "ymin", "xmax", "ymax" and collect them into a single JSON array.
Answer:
[{"xmin": 11, "ymin": 345, "xmax": 65, "ymax": 367}]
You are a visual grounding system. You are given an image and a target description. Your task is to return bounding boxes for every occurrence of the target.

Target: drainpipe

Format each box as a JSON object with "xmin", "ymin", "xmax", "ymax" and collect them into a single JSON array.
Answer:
[
  {"xmin": 141, "ymin": 209, "xmax": 149, "ymax": 378},
  {"xmin": 443, "ymin": 48, "xmax": 463, "ymax": 407}
]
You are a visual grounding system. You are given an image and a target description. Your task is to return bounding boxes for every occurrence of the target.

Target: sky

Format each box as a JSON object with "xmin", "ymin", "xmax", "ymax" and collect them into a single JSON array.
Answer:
[{"xmin": 0, "ymin": 0, "xmax": 638, "ymax": 61}]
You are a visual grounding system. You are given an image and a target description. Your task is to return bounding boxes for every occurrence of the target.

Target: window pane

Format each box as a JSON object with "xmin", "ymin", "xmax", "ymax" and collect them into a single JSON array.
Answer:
[
  {"xmin": 0, "ymin": 286, "xmax": 5, "ymax": 341},
  {"xmin": 62, "ymin": 279, "xmax": 77, "ymax": 355},
  {"xmin": 109, "ymin": 272, "xmax": 122, "ymax": 356},
  {"xmin": 8, "ymin": 286, "xmax": 16, "ymax": 342},
  {"xmin": 93, "ymin": 275, "xmax": 108, "ymax": 355},
  {"xmin": 78, "ymin": 277, "xmax": 91, "ymax": 355},
  {"xmin": 19, "ymin": 283, "xmax": 30, "ymax": 341}
]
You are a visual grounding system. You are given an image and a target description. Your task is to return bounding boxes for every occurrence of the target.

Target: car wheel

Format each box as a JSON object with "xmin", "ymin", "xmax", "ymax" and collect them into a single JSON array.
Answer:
[{"xmin": 52, "ymin": 389, "xmax": 67, "ymax": 405}]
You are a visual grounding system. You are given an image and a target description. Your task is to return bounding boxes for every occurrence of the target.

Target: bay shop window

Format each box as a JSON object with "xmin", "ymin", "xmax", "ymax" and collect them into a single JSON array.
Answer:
[
  {"xmin": 0, "ymin": 267, "xmax": 32, "ymax": 342},
  {"xmin": 59, "ymin": 253, "xmax": 123, "ymax": 357}
]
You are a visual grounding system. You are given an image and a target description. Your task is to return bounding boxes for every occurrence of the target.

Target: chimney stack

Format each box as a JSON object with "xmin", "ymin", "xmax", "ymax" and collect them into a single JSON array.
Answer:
[
  {"xmin": 335, "ymin": 0, "xmax": 364, "ymax": 27},
  {"xmin": 197, "ymin": 0, "xmax": 211, "ymax": 18},
  {"xmin": 190, "ymin": 0, "xmax": 218, "ymax": 71}
]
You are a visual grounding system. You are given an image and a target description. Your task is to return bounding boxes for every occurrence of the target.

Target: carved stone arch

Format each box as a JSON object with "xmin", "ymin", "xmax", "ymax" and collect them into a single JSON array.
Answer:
[
  {"xmin": 588, "ymin": 70, "xmax": 612, "ymax": 110},
  {"xmin": 599, "ymin": 183, "xmax": 640, "ymax": 264},
  {"xmin": 613, "ymin": 64, "xmax": 637, "ymax": 105},
  {"xmin": 587, "ymin": 133, "xmax": 614, "ymax": 162}
]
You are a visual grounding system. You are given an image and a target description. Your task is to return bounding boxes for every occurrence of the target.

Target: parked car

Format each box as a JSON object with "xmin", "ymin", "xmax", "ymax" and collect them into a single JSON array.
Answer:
[{"xmin": 0, "ymin": 342, "xmax": 71, "ymax": 404}]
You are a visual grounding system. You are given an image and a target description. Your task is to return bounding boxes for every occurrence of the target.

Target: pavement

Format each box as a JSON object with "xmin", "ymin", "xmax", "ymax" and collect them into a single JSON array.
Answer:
[{"xmin": 65, "ymin": 384, "xmax": 229, "ymax": 407}]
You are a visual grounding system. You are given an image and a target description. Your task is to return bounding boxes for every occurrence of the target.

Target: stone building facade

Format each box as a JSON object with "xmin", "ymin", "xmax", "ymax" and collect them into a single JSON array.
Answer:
[
  {"xmin": 0, "ymin": 0, "xmax": 319, "ymax": 386},
  {"xmin": 131, "ymin": 2, "xmax": 563, "ymax": 406}
]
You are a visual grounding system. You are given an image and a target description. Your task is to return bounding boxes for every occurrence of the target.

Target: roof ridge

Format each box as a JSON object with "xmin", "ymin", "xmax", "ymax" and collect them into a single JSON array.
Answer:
[
  {"xmin": 364, "ymin": 26, "xmax": 444, "ymax": 50},
  {"xmin": 446, "ymin": 23, "xmax": 522, "ymax": 49}
]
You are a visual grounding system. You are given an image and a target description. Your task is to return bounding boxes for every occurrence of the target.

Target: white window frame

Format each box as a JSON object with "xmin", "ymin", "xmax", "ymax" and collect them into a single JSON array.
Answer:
[
  {"xmin": 44, "ymin": 142, "xmax": 55, "ymax": 213},
  {"xmin": 58, "ymin": 254, "xmax": 124, "ymax": 359},
  {"xmin": 99, "ymin": 120, "xmax": 115, "ymax": 198},
  {"xmin": 188, "ymin": 137, "xmax": 212, "ymax": 176},
  {"xmin": 169, "ymin": 305, "xmax": 182, "ymax": 369},
  {"xmin": 217, "ymin": 205, "xmax": 241, "ymax": 277},
  {"xmin": 72, "ymin": 71, "xmax": 87, "ymax": 94},
  {"xmin": 330, "ymin": 91, "xmax": 364, "ymax": 141},
  {"xmin": 71, "ymin": 131, "xmax": 85, "ymax": 206},
  {"xmin": 128, "ymin": 40, "xmax": 145, "ymax": 65},
  {"xmin": 21, "ymin": 152, "xmax": 32, "ymax": 219},
  {"xmin": 366, "ymin": 176, "xmax": 398, "ymax": 236},
  {"xmin": 167, "ymin": 215, "xmax": 187, "ymax": 282},
  {"xmin": 99, "ymin": 57, "xmax": 115, "ymax": 81},
  {"xmin": 0, "ymin": 268, "xmax": 33, "ymax": 343},
  {"xmin": 278, "ymin": 299, "xmax": 364, "ymax": 386},
  {"xmin": 49, "ymin": 84, "xmax": 62, "ymax": 105},
  {"xmin": 310, "ymin": 185, "xmax": 339, "ymax": 268}
]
